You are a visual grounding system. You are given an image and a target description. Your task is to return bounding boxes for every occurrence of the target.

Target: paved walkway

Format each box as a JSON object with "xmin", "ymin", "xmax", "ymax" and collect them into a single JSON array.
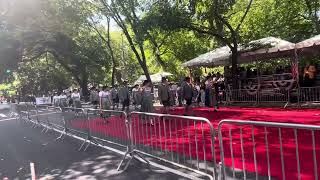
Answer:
[{"xmin": 0, "ymin": 119, "xmax": 186, "ymax": 180}]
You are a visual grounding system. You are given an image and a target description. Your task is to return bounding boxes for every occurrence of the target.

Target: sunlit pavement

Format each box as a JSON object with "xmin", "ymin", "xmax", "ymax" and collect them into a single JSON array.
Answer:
[{"xmin": 0, "ymin": 119, "xmax": 187, "ymax": 180}]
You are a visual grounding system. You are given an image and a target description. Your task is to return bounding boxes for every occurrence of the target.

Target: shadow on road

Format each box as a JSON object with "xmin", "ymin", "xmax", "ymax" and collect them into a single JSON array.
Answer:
[{"xmin": 0, "ymin": 120, "xmax": 186, "ymax": 180}]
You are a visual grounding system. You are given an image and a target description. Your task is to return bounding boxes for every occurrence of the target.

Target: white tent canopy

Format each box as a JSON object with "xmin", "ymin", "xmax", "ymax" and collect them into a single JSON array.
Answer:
[
  {"xmin": 134, "ymin": 72, "xmax": 173, "ymax": 85},
  {"xmin": 296, "ymin": 34, "xmax": 320, "ymax": 49},
  {"xmin": 182, "ymin": 37, "xmax": 295, "ymax": 68}
]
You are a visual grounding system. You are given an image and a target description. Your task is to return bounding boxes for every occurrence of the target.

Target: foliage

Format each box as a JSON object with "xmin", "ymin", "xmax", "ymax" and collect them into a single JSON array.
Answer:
[
  {"xmin": 0, "ymin": 0, "xmax": 320, "ymax": 97},
  {"xmin": 16, "ymin": 54, "xmax": 72, "ymax": 96}
]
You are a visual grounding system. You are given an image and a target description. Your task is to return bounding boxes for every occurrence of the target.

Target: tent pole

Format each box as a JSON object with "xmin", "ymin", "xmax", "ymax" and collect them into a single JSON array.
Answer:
[
  {"xmin": 189, "ymin": 68, "xmax": 193, "ymax": 82},
  {"xmin": 256, "ymin": 60, "xmax": 261, "ymax": 106},
  {"xmin": 294, "ymin": 48, "xmax": 301, "ymax": 107}
]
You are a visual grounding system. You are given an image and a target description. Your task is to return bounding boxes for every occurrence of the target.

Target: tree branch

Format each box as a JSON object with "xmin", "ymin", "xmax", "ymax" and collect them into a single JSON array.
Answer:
[{"xmin": 235, "ymin": 0, "xmax": 253, "ymax": 31}]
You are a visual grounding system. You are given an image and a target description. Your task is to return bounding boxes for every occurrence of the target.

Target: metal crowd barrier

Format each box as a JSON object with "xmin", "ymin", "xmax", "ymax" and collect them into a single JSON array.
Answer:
[
  {"xmin": 119, "ymin": 111, "xmax": 217, "ymax": 180},
  {"xmin": 218, "ymin": 120, "xmax": 320, "ymax": 180},
  {"xmin": 34, "ymin": 105, "xmax": 62, "ymax": 133},
  {"xmin": 56, "ymin": 107, "xmax": 87, "ymax": 142},
  {"xmin": 228, "ymin": 89, "xmax": 259, "ymax": 104},
  {"xmin": 226, "ymin": 87, "xmax": 320, "ymax": 106},
  {"xmin": 299, "ymin": 86, "xmax": 320, "ymax": 103},
  {"xmin": 9, "ymin": 103, "xmax": 19, "ymax": 118},
  {"xmin": 228, "ymin": 89, "xmax": 290, "ymax": 105},
  {"xmin": 85, "ymin": 109, "xmax": 129, "ymax": 151},
  {"xmin": 15, "ymin": 103, "xmax": 32, "ymax": 124}
]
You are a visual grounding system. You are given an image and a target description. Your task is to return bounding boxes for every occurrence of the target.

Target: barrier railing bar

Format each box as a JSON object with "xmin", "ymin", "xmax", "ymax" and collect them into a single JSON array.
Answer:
[
  {"xmin": 278, "ymin": 128, "xmax": 286, "ymax": 180},
  {"xmin": 264, "ymin": 127, "xmax": 271, "ymax": 180},
  {"xmin": 294, "ymin": 129, "xmax": 301, "ymax": 180},
  {"xmin": 229, "ymin": 128, "xmax": 235, "ymax": 179},
  {"xmin": 180, "ymin": 119, "xmax": 186, "ymax": 166},
  {"xmin": 187, "ymin": 120, "xmax": 192, "ymax": 167},
  {"xmin": 240, "ymin": 127, "xmax": 246, "ymax": 179},
  {"xmin": 250, "ymin": 126, "xmax": 258, "ymax": 180},
  {"xmin": 194, "ymin": 121, "xmax": 199, "ymax": 170},
  {"xmin": 312, "ymin": 130, "xmax": 318, "ymax": 180},
  {"xmin": 169, "ymin": 118, "xmax": 173, "ymax": 162},
  {"xmin": 201, "ymin": 122, "xmax": 207, "ymax": 173}
]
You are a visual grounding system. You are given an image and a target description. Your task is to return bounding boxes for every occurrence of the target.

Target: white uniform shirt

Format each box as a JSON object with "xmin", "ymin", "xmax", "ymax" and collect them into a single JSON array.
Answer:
[
  {"xmin": 99, "ymin": 91, "xmax": 110, "ymax": 103},
  {"xmin": 71, "ymin": 93, "xmax": 80, "ymax": 101}
]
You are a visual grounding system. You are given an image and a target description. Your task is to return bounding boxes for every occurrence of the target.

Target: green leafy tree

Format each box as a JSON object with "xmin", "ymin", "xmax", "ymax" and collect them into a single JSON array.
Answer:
[
  {"xmin": 97, "ymin": 0, "xmax": 170, "ymax": 83},
  {"xmin": 142, "ymin": 0, "xmax": 254, "ymax": 86}
]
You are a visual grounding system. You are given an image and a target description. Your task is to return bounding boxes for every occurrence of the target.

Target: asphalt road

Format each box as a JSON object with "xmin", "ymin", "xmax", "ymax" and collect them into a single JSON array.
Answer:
[{"xmin": 0, "ymin": 115, "xmax": 186, "ymax": 180}]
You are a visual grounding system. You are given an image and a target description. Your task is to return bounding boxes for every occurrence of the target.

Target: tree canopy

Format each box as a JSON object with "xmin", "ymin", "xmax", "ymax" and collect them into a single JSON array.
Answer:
[{"xmin": 0, "ymin": 0, "xmax": 319, "ymax": 96}]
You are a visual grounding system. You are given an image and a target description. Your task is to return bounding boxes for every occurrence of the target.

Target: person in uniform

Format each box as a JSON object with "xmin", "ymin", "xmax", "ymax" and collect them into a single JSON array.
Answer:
[
  {"xmin": 140, "ymin": 80, "xmax": 154, "ymax": 123},
  {"xmin": 53, "ymin": 92, "xmax": 60, "ymax": 107},
  {"xmin": 89, "ymin": 87, "xmax": 99, "ymax": 109},
  {"xmin": 212, "ymin": 74, "xmax": 219, "ymax": 112},
  {"xmin": 182, "ymin": 77, "xmax": 193, "ymax": 115},
  {"xmin": 118, "ymin": 81, "xmax": 130, "ymax": 113},
  {"xmin": 111, "ymin": 85, "xmax": 119, "ymax": 110},
  {"xmin": 158, "ymin": 77, "xmax": 170, "ymax": 114},
  {"xmin": 169, "ymin": 83, "xmax": 177, "ymax": 106},
  {"xmin": 71, "ymin": 89, "xmax": 81, "ymax": 108},
  {"xmin": 99, "ymin": 86, "xmax": 112, "ymax": 110},
  {"xmin": 59, "ymin": 92, "xmax": 68, "ymax": 107},
  {"xmin": 205, "ymin": 75, "xmax": 213, "ymax": 107},
  {"xmin": 132, "ymin": 84, "xmax": 141, "ymax": 110}
]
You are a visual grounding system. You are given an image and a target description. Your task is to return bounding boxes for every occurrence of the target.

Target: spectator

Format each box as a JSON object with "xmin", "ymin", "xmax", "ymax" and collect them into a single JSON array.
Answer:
[{"xmin": 158, "ymin": 77, "xmax": 170, "ymax": 114}]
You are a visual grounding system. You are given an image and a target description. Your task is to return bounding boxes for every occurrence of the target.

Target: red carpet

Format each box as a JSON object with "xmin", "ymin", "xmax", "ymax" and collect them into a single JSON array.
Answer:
[{"xmin": 71, "ymin": 107, "xmax": 320, "ymax": 180}]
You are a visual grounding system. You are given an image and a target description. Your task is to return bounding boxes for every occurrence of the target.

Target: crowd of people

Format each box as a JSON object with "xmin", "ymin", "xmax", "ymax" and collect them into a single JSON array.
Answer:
[
  {"xmin": 49, "ymin": 73, "xmax": 225, "ymax": 117},
  {"xmin": 157, "ymin": 73, "xmax": 225, "ymax": 115}
]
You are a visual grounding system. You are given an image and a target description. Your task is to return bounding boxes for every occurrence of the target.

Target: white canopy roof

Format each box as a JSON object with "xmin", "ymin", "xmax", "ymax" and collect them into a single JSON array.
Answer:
[
  {"xmin": 182, "ymin": 37, "xmax": 295, "ymax": 68},
  {"xmin": 296, "ymin": 34, "xmax": 320, "ymax": 49},
  {"xmin": 134, "ymin": 72, "xmax": 173, "ymax": 85}
]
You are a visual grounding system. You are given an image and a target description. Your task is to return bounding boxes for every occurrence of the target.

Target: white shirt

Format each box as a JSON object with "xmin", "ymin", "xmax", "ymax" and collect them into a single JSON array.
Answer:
[
  {"xmin": 99, "ymin": 91, "xmax": 109, "ymax": 98},
  {"xmin": 59, "ymin": 95, "xmax": 67, "ymax": 100},
  {"xmin": 71, "ymin": 93, "xmax": 80, "ymax": 101},
  {"xmin": 53, "ymin": 95, "xmax": 60, "ymax": 104},
  {"xmin": 195, "ymin": 85, "xmax": 200, "ymax": 92},
  {"xmin": 99, "ymin": 91, "xmax": 110, "ymax": 104}
]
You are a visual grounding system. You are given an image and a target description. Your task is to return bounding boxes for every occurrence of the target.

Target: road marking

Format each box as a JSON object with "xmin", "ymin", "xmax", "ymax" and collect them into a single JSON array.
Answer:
[
  {"xmin": 0, "ymin": 113, "xmax": 7, "ymax": 118},
  {"xmin": 0, "ymin": 118, "xmax": 16, "ymax": 122},
  {"xmin": 30, "ymin": 162, "xmax": 36, "ymax": 180},
  {"xmin": 0, "ymin": 112, "xmax": 57, "ymax": 122}
]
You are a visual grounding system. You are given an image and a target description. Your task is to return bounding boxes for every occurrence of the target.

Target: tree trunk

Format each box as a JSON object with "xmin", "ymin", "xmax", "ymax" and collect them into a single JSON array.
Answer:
[
  {"xmin": 79, "ymin": 78, "xmax": 89, "ymax": 102},
  {"xmin": 106, "ymin": 17, "xmax": 118, "ymax": 86},
  {"xmin": 140, "ymin": 61, "xmax": 151, "ymax": 83},
  {"xmin": 111, "ymin": 66, "xmax": 116, "ymax": 86},
  {"xmin": 79, "ymin": 69, "xmax": 89, "ymax": 101}
]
